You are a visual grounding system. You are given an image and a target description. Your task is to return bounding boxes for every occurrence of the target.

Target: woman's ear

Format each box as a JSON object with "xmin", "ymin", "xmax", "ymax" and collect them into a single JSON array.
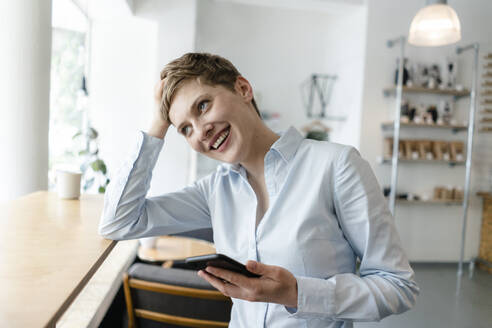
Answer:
[{"xmin": 235, "ymin": 76, "xmax": 253, "ymax": 102}]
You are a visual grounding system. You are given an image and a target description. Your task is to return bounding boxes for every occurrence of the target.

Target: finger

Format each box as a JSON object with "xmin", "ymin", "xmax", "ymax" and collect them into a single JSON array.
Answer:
[
  {"xmin": 205, "ymin": 266, "xmax": 251, "ymax": 287},
  {"xmin": 204, "ymin": 267, "xmax": 269, "ymax": 303},
  {"xmin": 198, "ymin": 270, "xmax": 238, "ymax": 297},
  {"xmin": 198, "ymin": 269, "xmax": 225, "ymax": 289}
]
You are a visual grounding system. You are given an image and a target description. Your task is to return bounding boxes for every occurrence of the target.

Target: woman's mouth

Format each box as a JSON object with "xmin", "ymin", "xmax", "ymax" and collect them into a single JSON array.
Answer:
[{"xmin": 211, "ymin": 127, "xmax": 230, "ymax": 152}]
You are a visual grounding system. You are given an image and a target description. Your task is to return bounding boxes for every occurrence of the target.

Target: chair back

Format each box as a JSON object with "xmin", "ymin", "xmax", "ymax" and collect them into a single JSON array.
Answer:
[{"xmin": 123, "ymin": 263, "xmax": 232, "ymax": 328}]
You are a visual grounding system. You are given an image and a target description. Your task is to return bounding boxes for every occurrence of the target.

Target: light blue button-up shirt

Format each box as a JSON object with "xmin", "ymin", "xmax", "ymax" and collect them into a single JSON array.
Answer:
[{"xmin": 100, "ymin": 127, "xmax": 419, "ymax": 327}]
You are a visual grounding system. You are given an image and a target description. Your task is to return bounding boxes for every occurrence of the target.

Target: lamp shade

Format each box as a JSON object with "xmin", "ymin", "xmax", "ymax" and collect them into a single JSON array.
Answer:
[{"xmin": 408, "ymin": 4, "xmax": 461, "ymax": 46}]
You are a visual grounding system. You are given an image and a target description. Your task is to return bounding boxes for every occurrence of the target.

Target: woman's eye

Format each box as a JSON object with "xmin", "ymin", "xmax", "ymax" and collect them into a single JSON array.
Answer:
[
  {"xmin": 182, "ymin": 126, "xmax": 191, "ymax": 136},
  {"xmin": 198, "ymin": 100, "xmax": 209, "ymax": 112}
]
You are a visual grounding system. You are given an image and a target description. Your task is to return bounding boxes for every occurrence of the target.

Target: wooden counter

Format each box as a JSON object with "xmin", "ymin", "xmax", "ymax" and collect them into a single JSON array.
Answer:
[{"xmin": 0, "ymin": 191, "xmax": 115, "ymax": 327}]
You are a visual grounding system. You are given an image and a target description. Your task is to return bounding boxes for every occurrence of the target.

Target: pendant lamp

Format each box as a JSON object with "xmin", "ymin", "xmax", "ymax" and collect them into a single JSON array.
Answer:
[{"xmin": 408, "ymin": 0, "xmax": 461, "ymax": 46}]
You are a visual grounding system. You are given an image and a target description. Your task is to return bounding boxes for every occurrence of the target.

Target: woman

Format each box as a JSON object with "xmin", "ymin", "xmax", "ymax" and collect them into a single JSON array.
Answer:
[{"xmin": 99, "ymin": 53, "xmax": 419, "ymax": 327}]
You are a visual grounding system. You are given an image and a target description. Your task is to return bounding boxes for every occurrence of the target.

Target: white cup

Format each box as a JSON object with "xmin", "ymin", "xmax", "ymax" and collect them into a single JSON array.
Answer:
[
  {"xmin": 56, "ymin": 170, "xmax": 82, "ymax": 199},
  {"xmin": 139, "ymin": 237, "xmax": 159, "ymax": 249}
]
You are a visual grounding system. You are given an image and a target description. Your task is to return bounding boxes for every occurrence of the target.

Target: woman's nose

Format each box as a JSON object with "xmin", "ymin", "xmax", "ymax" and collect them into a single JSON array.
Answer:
[{"xmin": 198, "ymin": 123, "xmax": 214, "ymax": 141}]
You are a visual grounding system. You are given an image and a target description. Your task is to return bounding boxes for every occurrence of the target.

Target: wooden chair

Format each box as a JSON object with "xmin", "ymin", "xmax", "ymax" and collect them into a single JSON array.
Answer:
[{"xmin": 123, "ymin": 263, "xmax": 232, "ymax": 328}]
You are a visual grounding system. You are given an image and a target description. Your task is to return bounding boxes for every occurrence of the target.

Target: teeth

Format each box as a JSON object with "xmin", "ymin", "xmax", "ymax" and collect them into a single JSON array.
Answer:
[{"xmin": 212, "ymin": 129, "xmax": 229, "ymax": 149}]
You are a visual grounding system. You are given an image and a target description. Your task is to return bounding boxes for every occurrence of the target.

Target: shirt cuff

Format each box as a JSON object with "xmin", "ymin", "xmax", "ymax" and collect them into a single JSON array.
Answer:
[
  {"xmin": 140, "ymin": 130, "xmax": 165, "ymax": 147},
  {"xmin": 120, "ymin": 130, "xmax": 164, "ymax": 188},
  {"xmin": 286, "ymin": 275, "xmax": 337, "ymax": 319},
  {"xmin": 136, "ymin": 130, "xmax": 164, "ymax": 161}
]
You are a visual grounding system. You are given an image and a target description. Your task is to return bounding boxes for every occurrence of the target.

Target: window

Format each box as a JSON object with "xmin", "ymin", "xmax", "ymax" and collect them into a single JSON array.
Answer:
[{"xmin": 48, "ymin": 0, "xmax": 88, "ymax": 190}]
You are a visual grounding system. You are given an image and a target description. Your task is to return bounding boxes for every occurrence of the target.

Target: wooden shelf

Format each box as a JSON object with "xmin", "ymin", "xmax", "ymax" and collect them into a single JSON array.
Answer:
[
  {"xmin": 395, "ymin": 199, "xmax": 462, "ymax": 205},
  {"xmin": 383, "ymin": 86, "xmax": 470, "ymax": 98},
  {"xmin": 381, "ymin": 121, "xmax": 467, "ymax": 132},
  {"xmin": 381, "ymin": 157, "xmax": 465, "ymax": 166}
]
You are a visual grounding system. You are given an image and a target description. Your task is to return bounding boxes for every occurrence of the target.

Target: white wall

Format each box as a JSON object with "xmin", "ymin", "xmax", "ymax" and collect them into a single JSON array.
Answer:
[
  {"xmin": 89, "ymin": 15, "xmax": 158, "ymax": 192},
  {"xmin": 134, "ymin": 0, "xmax": 198, "ymax": 195},
  {"xmin": 194, "ymin": 0, "xmax": 367, "ymax": 148},
  {"xmin": 90, "ymin": 0, "xmax": 198, "ymax": 197},
  {"xmin": 322, "ymin": 8, "xmax": 367, "ymax": 147},
  {"xmin": 359, "ymin": 0, "xmax": 492, "ymax": 261}
]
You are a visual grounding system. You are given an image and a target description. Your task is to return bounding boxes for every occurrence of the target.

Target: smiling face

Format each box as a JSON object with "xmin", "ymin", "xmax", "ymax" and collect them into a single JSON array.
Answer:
[{"xmin": 168, "ymin": 77, "xmax": 262, "ymax": 164}]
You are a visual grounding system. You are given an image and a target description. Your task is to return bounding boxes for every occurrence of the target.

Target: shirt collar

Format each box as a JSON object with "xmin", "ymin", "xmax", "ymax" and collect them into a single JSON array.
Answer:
[
  {"xmin": 270, "ymin": 126, "xmax": 304, "ymax": 163},
  {"xmin": 219, "ymin": 126, "xmax": 303, "ymax": 175}
]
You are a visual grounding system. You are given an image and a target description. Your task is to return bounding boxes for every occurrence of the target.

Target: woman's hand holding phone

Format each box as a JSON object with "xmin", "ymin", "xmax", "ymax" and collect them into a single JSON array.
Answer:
[
  {"xmin": 198, "ymin": 260, "xmax": 298, "ymax": 309},
  {"xmin": 148, "ymin": 79, "xmax": 170, "ymax": 139}
]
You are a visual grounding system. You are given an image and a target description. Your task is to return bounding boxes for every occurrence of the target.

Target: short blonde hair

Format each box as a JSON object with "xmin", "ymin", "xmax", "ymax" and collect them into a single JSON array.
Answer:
[{"xmin": 159, "ymin": 53, "xmax": 260, "ymax": 123}]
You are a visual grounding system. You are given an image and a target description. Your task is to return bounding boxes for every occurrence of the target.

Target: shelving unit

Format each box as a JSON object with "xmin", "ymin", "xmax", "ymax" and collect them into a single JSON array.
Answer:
[
  {"xmin": 479, "ymin": 126, "xmax": 492, "ymax": 133},
  {"xmin": 382, "ymin": 86, "xmax": 472, "ymax": 212},
  {"xmin": 383, "ymin": 85, "xmax": 470, "ymax": 99},
  {"xmin": 380, "ymin": 157, "xmax": 465, "ymax": 166},
  {"xmin": 396, "ymin": 199, "xmax": 463, "ymax": 206},
  {"xmin": 479, "ymin": 53, "xmax": 492, "ymax": 133},
  {"xmin": 380, "ymin": 119, "xmax": 468, "ymax": 208},
  {"xmin": 381, "ymin": 121, "xmax": 467, "ymax": 133},
  {"xmin": 385, "ymin": 39, "xmax": 479, "ymax": 277},
  {"xmin": 469, "ymin": 53, "xmax": 492, "ymax": 275}
]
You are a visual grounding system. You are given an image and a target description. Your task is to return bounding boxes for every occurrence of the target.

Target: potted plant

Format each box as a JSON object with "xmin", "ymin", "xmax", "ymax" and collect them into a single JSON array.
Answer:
[{"xmin": 72, "ymin": 125, "xmax": 110, "ymax": 193}]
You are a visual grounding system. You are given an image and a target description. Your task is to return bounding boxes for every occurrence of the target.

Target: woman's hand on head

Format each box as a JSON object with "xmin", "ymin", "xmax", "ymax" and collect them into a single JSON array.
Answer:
[
  {"xmin": 197, "ymin": 260, "xmax": 298, "ymax": 308},
  {"xmin": 148, "ymin": 79, "xmax": 170, "ymax": 139}
]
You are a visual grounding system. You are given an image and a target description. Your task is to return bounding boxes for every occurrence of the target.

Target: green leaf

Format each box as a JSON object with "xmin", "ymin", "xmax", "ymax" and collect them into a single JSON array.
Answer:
[
  {"xmin": 78, "ymin": 150, "xmax": 89, "ymax": 156},
  {"xmin": 98, "ymin": 186, "xmax": 106, "ymax": 193},
  {"xmin": 72, "ymin": 131, "xmax": 82, "ymax": 139},
  {"xmin": 100, "ymin": 162, "xmax": 107, "ymax": 174},
  {"xmin": 106, "ymin": 178, "xmax": 110, "ymax": 185},
  {"xmin": 90, "ymin": 159, "xmax": 102, "ymax": 171}
]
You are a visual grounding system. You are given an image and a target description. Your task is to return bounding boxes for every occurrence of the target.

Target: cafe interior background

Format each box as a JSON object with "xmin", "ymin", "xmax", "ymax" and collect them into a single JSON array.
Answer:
[{"xmin": 1, "ymin": 0, "xmax": 491, "ymax": 327}]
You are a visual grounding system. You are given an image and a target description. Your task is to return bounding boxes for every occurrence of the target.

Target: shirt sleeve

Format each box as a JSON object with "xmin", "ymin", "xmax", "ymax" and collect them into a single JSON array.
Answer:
[
  {"xmin": 289, "ymin": 146, "xmax": 419, "ymax": 322},
  {"xmin": 98, "ymin": 131, "xmax": 213, "ymax": 240}
]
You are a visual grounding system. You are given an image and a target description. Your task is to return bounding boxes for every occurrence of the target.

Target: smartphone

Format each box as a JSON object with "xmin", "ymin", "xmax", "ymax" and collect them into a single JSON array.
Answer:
[{"xmin": 185, "ymin": 253, "xmax": 260, "ymax": 278}]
